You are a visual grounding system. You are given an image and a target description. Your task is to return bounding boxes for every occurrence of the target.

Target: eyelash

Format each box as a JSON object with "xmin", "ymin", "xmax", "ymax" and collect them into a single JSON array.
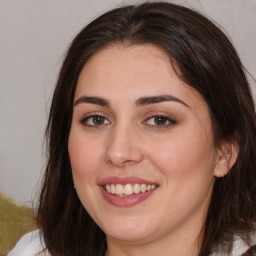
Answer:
[
  {"xmin": 80, "ymin": 114, "xmax": 177, "ymax": 128},
  {"xmin": 80, "ymin": 114, "xmax": 110, "ymax": 127},
  {"xmin": 143, "ymin": 114, "xmax": 177, "ymax": 128}
]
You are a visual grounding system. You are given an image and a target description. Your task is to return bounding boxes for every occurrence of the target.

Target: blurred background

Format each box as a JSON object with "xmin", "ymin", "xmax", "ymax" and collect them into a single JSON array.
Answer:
[{"xmin": 0, "ymin": 0, "xmax": 255, "ymax": 254}]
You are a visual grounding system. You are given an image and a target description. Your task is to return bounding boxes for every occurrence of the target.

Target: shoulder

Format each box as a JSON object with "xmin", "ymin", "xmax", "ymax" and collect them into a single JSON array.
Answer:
[
  {"xmin": 211, "ymin": 232, "xmax": 256, "ymax": 256},
  {"xmin": 7, "ymin": 229, "xmax": 50, "ymax": 256},
  {"xmin": 233, "ymin": 233, "xmax": 256, "ymax": 256}
]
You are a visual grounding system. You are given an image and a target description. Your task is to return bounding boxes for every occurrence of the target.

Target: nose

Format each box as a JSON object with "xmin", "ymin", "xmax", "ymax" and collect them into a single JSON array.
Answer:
[{"xmin": 104, "ymin": 124, "xmax": 143, "ymax": 167}]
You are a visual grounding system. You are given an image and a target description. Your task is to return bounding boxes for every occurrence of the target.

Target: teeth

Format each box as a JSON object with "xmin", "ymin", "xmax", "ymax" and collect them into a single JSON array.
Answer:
[
  {"xmin": 134, "ymin": 184, "xmax": 140, "ymax": 194},
  {"xmin": 106, "ymin": 184, "xmax": 111, "ymax": 193},
  {"xmin": 141, "ymin": 184, "xmax": 147, "ymax": 193},
  {"xmin": 124, "ymin": 184, "xmax": 133, "ymax": 195},
  {"xmin": 110, "ymin": 184, "xmax": 115, "ymax": 194},
  {"xmin": 116, "ymin": 184, "xmax": 123, "ymax": 195},
  {"xmin": 104, "ymin": 183, "xmax": 157, "ymax": 196}
]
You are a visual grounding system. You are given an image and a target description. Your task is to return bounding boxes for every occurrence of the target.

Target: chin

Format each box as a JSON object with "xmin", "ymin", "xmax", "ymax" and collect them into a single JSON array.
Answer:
[
  {"xmin": 106, "ymin": 228, "xmax": 153, "ymax": 243},
  {"xmin": 99, "ymin": 216, "xmax": 156, "ymax": 243}
]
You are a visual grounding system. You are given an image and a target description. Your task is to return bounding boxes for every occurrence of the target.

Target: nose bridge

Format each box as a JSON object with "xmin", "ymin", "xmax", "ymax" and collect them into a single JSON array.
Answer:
[{"xmin": 104, "ymin": 120, "xmax": 143, "ymax": 167}]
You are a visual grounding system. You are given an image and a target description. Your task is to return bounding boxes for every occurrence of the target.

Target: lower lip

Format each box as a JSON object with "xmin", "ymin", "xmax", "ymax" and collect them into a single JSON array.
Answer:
[{"xmin": 99, "ymin": 186, "xmax": 157, "ymax": 207}]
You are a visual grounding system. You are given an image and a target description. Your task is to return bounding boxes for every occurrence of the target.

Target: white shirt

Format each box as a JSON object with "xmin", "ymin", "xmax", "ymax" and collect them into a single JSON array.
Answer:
[
  {"xmin": 7, "ymin": 230, "xmax": 50, "ymax": 256},
  {"xmin": 8, "ymin": 229, "xmax": 256, "ymax": 256}
]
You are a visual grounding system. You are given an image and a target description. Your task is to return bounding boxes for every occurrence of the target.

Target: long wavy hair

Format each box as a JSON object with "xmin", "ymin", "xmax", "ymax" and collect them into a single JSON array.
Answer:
[{"xmin": 36, "ymin": 2, "xmax": 256, "ymax": 255}]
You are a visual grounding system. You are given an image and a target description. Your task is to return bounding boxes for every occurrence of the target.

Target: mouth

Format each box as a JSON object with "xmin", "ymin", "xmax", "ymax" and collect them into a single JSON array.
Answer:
[
  {"xmin": 104, "ymin": 183, "xmax": 157, "ymax": 196},
  {"xmin": 98, "ymin": 176, "xmax": 159, "ymax": 207}
]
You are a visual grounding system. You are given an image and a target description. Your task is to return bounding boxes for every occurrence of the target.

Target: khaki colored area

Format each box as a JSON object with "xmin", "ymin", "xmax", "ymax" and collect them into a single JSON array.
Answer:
[{"xmin": 0, "ymin": 194, "xmax": 35, "ymax": 256}]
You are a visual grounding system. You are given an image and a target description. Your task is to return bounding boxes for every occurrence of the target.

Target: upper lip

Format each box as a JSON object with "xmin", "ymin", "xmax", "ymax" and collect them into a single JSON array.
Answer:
[{"xmin": 98, "ymin": 176, "xmax": 158, "ymax": 186}]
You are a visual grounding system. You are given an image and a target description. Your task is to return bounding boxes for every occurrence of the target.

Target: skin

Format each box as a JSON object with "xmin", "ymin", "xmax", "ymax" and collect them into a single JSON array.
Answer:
[{"xmin": 68, "ymin": 44, "xmax": 237, "ymax": 256}]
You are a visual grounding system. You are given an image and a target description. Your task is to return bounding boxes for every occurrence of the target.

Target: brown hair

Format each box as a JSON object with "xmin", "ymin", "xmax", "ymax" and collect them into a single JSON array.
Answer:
[{"xmin": 36, "ymin": 2, "xmax": 256, "ymax": 255}]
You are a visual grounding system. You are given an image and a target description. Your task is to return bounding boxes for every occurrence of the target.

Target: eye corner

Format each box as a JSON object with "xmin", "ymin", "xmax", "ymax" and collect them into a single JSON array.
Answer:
[
  {"xmin": 143, "ymin": 114, "xmax": 177, "ymax": 129},
  {"xmin": 80, "ymin": 113, "xmax": 111, "ymax": 128}
]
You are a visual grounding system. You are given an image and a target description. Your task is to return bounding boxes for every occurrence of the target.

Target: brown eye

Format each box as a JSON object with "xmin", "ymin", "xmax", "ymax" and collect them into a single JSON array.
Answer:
[
  {"xmin": 81, "ymin": 115, "xmax": 110, "ymax": 127},
  {"xmin": 145, "ymin": 115, "xmax": 177, "ymax": 128},
  {"xmin": 154, "ymin": 116, "xmax": 168, "ymax": 126},
  {"xmin": 93, "ymin": 116, "xmax": 105, "ymax": 125}
]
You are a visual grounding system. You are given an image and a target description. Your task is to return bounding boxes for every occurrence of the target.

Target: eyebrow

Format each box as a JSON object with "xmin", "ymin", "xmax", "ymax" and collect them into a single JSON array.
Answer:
[
  {"xmin": 135, "ymin": 95, "xmax": 190, "ymax": 108},
  {"xmin": 73, "ymin": 95, "xmax": 189, "ymax": 108},
  {"xmin": 74, "ymin": 96, "xmax": 110, "ymax": 107}
]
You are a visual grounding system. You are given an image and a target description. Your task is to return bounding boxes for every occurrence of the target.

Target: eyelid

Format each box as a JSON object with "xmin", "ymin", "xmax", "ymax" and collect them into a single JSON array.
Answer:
[
  {"xmin": 142, "ymin": 112, "xmax": 177, "ymax": 128},
  {"xmin": 79, "ymin": 112, "xmax": 111, "ymax": 127},
  {"xmin": 78, "ymin": 111, "xmax": 177, "ymax": 129}
]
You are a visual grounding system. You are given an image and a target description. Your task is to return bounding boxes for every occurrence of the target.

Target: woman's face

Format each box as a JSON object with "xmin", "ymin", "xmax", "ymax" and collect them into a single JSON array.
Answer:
[{"xmin": 68, "ymin": 44, "xmax": 223, "ymax": 246}]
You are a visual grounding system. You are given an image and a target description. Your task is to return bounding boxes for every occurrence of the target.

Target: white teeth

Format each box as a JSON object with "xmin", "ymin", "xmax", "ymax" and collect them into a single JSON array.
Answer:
[
  {"xmin": 141, "ymin": 184, "xmax": 146, "ymax": 193},
  {"xmin": 116, "ymin": 184, "xmax": 123, "ymax": 195},
  {"xmin": 134, "ymin": 184, "xmax": 141, "ymax": 194},
  {"xmin": 151, "ymin": 185, "xmax": 156, "ymax": 189},
  {"xmin": 110, "ymin": 184, "xmax": 115, "ymax": 194},
  {"xmin": 124, "ymin": 184, "xmax": 133, "ymax": 195},
  {"xmin": 104, "ymin": 183, "xmax": 157, "ymax": 196},
  {"xmin": 106, "ymin": 184, "xmax": 111, "ymax": 193}
]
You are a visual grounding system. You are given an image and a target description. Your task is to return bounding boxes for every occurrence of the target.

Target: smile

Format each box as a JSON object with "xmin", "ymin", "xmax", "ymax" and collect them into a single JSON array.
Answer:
[
  {"xmin": 99, "ymin": 176, "xmax": 159, "ymax": 206},
  {"xmin": 104, "ymin": 184, "xmax": 157, "ymax": 196}
]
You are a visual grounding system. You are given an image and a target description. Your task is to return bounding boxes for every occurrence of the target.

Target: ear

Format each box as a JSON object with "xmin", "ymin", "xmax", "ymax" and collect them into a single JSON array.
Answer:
[{"xmin": 214, "ymin": 140, "xmax": 239, "ymax": 178}]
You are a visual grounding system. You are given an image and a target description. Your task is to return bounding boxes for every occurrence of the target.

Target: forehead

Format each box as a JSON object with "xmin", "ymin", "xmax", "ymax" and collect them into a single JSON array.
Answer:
[
  {"xmin": 77, "ymin": 44, "xmax": 174, "ymax": 89},
  {"xmin": 75, "ymin": 44, "xmax": 205, "ymax": 109}
]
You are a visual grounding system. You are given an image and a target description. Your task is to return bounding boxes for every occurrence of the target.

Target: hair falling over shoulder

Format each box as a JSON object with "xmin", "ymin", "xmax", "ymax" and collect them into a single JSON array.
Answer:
[{"xmin": 35, "ymin": 2, "xmax": 256, "ymax": 256}]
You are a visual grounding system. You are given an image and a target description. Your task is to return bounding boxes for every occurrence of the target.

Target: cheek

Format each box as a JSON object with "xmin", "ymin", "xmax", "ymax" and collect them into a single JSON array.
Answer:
[
  {"xmin": 68, "ymin": 130, "xmax": 102, "ymax": 179},
  {"xmin": 68, "ymin": 130, "xmax": 103, "ymax": 217},
  {"xmin": 148, "ymin": 127, "xmax": 216, "ymax": 178}
]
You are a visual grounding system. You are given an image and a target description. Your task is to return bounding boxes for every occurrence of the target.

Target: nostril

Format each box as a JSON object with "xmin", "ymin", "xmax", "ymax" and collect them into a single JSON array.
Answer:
[
  {"xmin": 123, "ymin": 160, "xmax": 133, "ymax": 164},
  {"xmin": 106, "ymin": 159, "xmax": 135, "ymax": 167},
  {"xmin": 104, "ymin": 137, "xmax": 144, "ymax": 167}
]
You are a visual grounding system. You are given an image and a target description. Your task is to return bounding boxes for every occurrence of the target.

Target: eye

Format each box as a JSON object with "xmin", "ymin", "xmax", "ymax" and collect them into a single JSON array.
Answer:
[
  {"xmin": 144, "ymin": 115, "xmax": 177, "ymax": 127},
  {"xmin": 80, "ymin": 115, "xmax": 110, "ymax": 127}
]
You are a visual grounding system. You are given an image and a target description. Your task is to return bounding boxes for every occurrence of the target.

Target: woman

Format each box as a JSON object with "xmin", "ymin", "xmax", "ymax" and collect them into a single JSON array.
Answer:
[{"xmin": 8, "ymin": 2, "xmax": 256, "ymax": 256}]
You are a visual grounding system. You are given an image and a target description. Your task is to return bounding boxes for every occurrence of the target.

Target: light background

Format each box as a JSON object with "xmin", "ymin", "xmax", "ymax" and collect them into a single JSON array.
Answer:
[{"xmin": 0, "ymin": 0, "xmax": 255, "ymax": 205}]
